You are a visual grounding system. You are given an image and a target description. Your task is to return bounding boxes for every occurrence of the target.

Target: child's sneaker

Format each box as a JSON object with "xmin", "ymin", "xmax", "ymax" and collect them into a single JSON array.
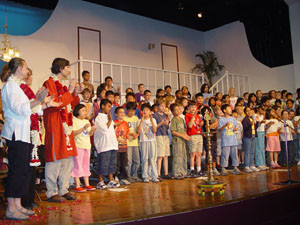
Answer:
[
  {"xmin": 258, "ymin": 166, "xmax": 266, "ymax": 171},
  {"xmin": 244, "ymin": 167, "xmax": 253, "ymax": 173},
  {"xmin": 213, "ymin": 168, "xmax": 220, "ymax": 176},
  {"xmin": 297, "ymin": 161, "xmax": 300, "ymax": 166},
  {"xmin": 152, "ymin": 178, "xmax": 160, "ymax": 183},
  {"xmin": 127, "ymin": 177, "xmax": 136, "ymax": 183},
  {"xmin": 96, "ymin": 181, "xmax": 107, "ymax": 190},
  {"xmin": 143, "ymin": 179, "xmax": 150, "ymax": 183},
  {"xmin": 107, "ymin": 180, "xmax": 120, "ymax": 188},
  {"xmin": 221, "ymin": 168, "xmax": 228, "ymax": 176},
  {"xmin": 263, "ymin": 165, "xmax": 270, "ymax": 170},
  {"xmin": 74, "ymin": 187, "xmax": 86, "ymax": 193},
  {"xmin": 120, "ymin": 179, "xmax": 131, "ymax": 185},
  {"xmin": 233, "ymin": 167, "xmax": 242, "ymax": 175},
  {"xmin": 134, "ymin": 177, "xmax": 143, "ymax": 182},
  {"xmin": 187, "ymin": 170, "xmax": 195, "ymax": 178},
  {"xmin": 197, "ymin": 171, "xmax": 204, "ymax": 177},
  {"xmin": 250, "ymin": 166, "xmax": 260, "ymax": 172},
  {"xmin": 84, "ymin": 186, "xmax": 96, "ymax": 191}
]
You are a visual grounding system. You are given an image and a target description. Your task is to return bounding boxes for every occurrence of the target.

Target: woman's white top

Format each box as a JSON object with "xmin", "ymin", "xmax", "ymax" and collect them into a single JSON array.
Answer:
[{"xmin": 1, "ymin": 78, "xmax": 31, "ymax": 143}]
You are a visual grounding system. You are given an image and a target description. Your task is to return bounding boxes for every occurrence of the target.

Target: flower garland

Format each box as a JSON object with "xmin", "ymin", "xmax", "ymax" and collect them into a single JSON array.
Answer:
[
  {"xmin": 10, "ymin": 75, "xmax": 41, "ymax": 166},
  {"xmin": 50, "ymin": 74, "xmax": 73, "ymax": 151}
]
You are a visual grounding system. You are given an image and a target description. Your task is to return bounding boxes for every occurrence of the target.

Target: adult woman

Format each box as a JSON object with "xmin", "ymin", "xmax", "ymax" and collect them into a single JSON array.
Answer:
[{"xmin": 1, "ymin": 58, "xmax": 48, "ymax": 220}]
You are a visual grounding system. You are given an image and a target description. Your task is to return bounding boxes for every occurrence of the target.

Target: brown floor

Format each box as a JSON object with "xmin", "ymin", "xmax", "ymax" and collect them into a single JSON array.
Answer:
[{"xmin": 1, "ymin": 167, "xmax": 300, "ymax": 225}]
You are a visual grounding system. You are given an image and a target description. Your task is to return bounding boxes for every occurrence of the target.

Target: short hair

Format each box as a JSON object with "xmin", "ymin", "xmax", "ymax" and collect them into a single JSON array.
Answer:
[
  {"xmin": 105, "ymin": 76, "xmax": 113, "ymax": 82},
  {"xmin": 275, "ymin": 99, "xmax": 282, "ymax": 105},
  {"xmin": 222, "ymin": 94, "xmax": 229, "ymax": 101},
  {"xmin": 114, "ymin": 92, "xmax": 120, "ymax": 97},
  {"xmin": 195, "ymin": 92, "xmax": 203, "ymax": 98},
  {"xmin": 243, "ymin": 106, "xmax": 251, "ymax": 114},
  {"xmin": 126, "ymin": 92, "xmax": 136, "ymax": 99},
  {"xmin": 221, "ymin": 104, "xmax": 231, "ymax": 113},
  {"xmin": 100, "ymin": 99, "xmax": 112, "ymax": 108},
  {"xmin": 144, "ymin": 90, "xmax": 151, "ymax": 95},
  {"xmin": 281, "ymin": 90, "xmax": 287, "ymax": 96},
  {"xmin": 138, "ymin": 83, "xmax": 144, "ymax": 88},
  {"xmin": 141, "ymin": 103, "xmax": 151, "ymax": 111},
  {"xmin": 164, "ymin": 85, "xmax": 171, "ymax": 90},
  {"xmin": 281, "ymin": 110, "xmax": 288, "ymax": 116},
  {"xmin": 82, "ymin": 88, "xmax": 91, "ymax": 94},
  {"xmin": 232, "ymin": 110, "xmax": 238, "ymax": 114},
  {"xmin": 243, "ymin": 92, "xmax": 249, "ymax": 97},
  {"xmin": 51, "ymin": 58, "xmax": 70, "ymax": 74},
  {"xmin": 261, "ymin": 96, "xmax": 270, "ymax": 105},
  {"xmin": 126, "ymin": 87, "xmax": 133, "ymax": 93},
  {"xmin": 151, "ymin": 104, "xmax": 159, "ymax": 111},
  {"xmin": 82, "ymin": 70, "xmax": 90, "ymax": 77},
  {"xmin": 126, "ymin": 102, "xmax": 137, "ymax": 110},
  {"xmin": 105, "ymin": 90, "xmax": 114, "ymax": 97},
  {"xmin": 286, "ymin": 99, "xmax": 294, "ymax": 104},
  {"xmin": 188, "ymin": 100, "xmax": 197, "ymax": 107},
  {"xmin": 73, "ymin": 104, "xmax": 86, "ymax": 117},
  {"xmin": 115, "ymin": 106, "xmax": 124, "ymax": 114},
  {"xmin": 175, "ymin": 90, "xmax": 182, "ymax": 95},
  {"xmin": 170, "ymin": 103, "xmax": 179, "ymax": 112},
  {"xmin": 156, "ymin": 98, "xmax": 165, "ymax": 106},
  {"xmin": 286, "ymin": 92, "xmax": 293, "ymax": 97}
]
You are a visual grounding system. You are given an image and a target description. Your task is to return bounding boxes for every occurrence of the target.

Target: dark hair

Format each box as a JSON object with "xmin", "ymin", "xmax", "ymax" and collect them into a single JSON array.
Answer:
[
  {"xmin": 126, "ymin": 92, "xmax": 136, "ymax": 99},
  {"xmin": 126, "ymin": 102, "xmax": 137, "ymax": 110},
  {"xmin": 222, "ymin": 94, "xmax": 229, "ymax": 101},
  {"xmin": 175, "ymin": 90, "xmax": 182, "ymax": 95},
  {"xmin": 0, "ymin": 119, "xmax": 4, "ymax": 125},
  {"xmin": 164, "ymin": 85, "xmax": 171, "ymax": 90},
  {"xmin": 271, "ymin": 105, "xmax": 280, "ymax": 111},
  {"xmin": 256, "ymin": 90, "xmax": 262, "ymax": 95},
  {"xmin": 51, "ymin": 58, "xmax": 70, "ymax": 74},
  {"xmin": 156, "ymin": 88, "xmax": 164, "ymax": 97},
  {"xmin": 170, "ymin": 103, "xmax": 179, "ymax": 112},
  {"xmin": 105, "ymin": 90, "xmax": 114, "ymax": 97},
  {"xmin": 115, "ymin": 106, "xmax": 124, "ymax": 114},
  {"xmin": 286, "ymin": 99, "xmax": 294, "ymax": 104},
  {"xmin": 138, "ymin": 83, "xmax": 144, "ymax": 88},
  {"xmin": 281, "ymin": 90, "xmax": 287, "ymax": 96},
  {"xmin": 141, "ymin": 103, "xmax": 151, "ymax": 111},
  {"xmin": 151, "ymin": 104, "xmax": 159, "ymax": 111},
  {"xmin": 243, "ymin": 92, "xmax": 249, "ymax": 97},
  {"xmin": 236, "ymin": 97, "xmax": 244, "ymax": 105},
  {"xmin": 221, "ymin": 104, "xmax": 231, "ymax": 113},
  {"xmin": 96, "ymin": 86, "xmax": 105, "ymax": 98},
  {"xmin": 144, "ymin": 90, "xmax": 151, "ymax": 95},
  {"xmin": 82, "ymin": 88, "xmax": 91, "ymax": 94},
  {"xmin": 73, "ymin": 104, "xmax": 86, "ymax": 117},
  {"xmin": 188, "ymin": 100, "xmax": 197, "ymax": 107},
  {"xmin": 215, "ymin": 92, "xmax": 222, "ymax": 97},
  {"xmin": 208, "ymin": 97, "xmax": 216, "ymax": 107},
  {"xmin": 286, "ymin": 92, "xmax": 293, "ymax": 98},
  {"xmin": 295, "ymin": 106, "xmax": 300, "ymax": 116},
  {"xmin": 201, "ymin": 83, "xmax": 210, "ymax": 93},
  {"xmin": 275, "ymin": 99, "xmax": 282, "ymax": 105},
  {"xmin": 100, "ymin": 99, "xmax": 112, "ymax": 108},
  {"xmin": 261, "ymin": 96, "xmax": 270, "ymax": 105},
  {"xmin": 248, "ymin": 93, "xmax": 257, "ymax": 104},
  {"xmin": 82, "ymin": 70, "xmax": 90, "ymax": 77},
  {"xmin": 105, "ymin": 76, "xmax": 112, "ymax": 82},
  {"xmin": 114, "ymin": 92, "xmax": 120, "ymax": 97},
  {"xmin": 281, "ymin": 110, "xmax": 288, "ymax": 116},
  {"xmin": 195, "ymin": 92, "xmax": 203, "ymax": 98},
  {"xmin": 0, "ymin": 58, "xmax": 25, "ymax": 82},
  {"xmin": 243, "ymin": 106, "xmax": 251, "ymax": 114},
  {"xmin": 126, "ymin": 87, "xmax": 133, "ymax": 93},
  {"xmin": 265, "ymin": 108, "xmax": 273, "ymax": 120},
  {"xmin": 200, "ymin": 106, "xmax": 211, "ymax": 117}
]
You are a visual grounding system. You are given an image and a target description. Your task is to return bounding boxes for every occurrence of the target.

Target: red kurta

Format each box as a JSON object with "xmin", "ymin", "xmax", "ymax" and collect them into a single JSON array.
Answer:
[{"xmin": 43, "ymin": 78, "xmax": 79, "ymax": 162}]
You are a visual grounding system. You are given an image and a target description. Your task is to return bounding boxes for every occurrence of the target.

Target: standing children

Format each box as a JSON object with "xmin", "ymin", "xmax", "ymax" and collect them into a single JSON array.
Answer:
[
  {"xmin": 80, "ymin": 88, "xmax": 94, "ymax": 120},
  {"xmin": 72, "ymin": 104, "xmax": 97, "ymax": 192},
  {"xmin": 232, "ymin": 110, "xmax": 243, "ymax": 165},
  {"xmin": 170, "ymin": 103, "xmax": 190, "ymax": 179},
  {"xmin": 218, "ymin": 104, "xmax": 241, "ymax": 176},
  {"xmin": 94, "ymin": 99, "xmax": 120, "ymax": 189},
  {"xmin": 137, "ymin": 104, "xmax": 159, "ymax": 183},
  {"xmin": 136, "ymin": 83, "xmax": 145, "ymax": 103}
]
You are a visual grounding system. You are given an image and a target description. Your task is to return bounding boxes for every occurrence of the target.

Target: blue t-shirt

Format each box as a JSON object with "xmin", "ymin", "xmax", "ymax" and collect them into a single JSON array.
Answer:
[
  {"xmin": 218, "ymin": 116, "xmax": 238, "ymax": 147},
  {"xmin": 153, "ymin": 112, "xmax": 169, "ymax": 136}
]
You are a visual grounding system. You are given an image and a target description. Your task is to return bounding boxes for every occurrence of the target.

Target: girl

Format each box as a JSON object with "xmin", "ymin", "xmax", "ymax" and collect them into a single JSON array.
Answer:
[
  {"xmin": 247, "ymin": 93, "xmax": 257, "ymax": 109},
  {"xmin": 265, "ymin": 108, "xmax": 282, "ymax": 168},
  {"xmin": 201, "ymin": 83, "xmax": 212, "ymax": 105},
  {"xmin": 181, "ymin": 86, "xmax": 191, "ymax": 99},
  {"xmin": 268, "ymin": 90, "xmax": 276, "ymax": 106},
  {"xmin": 72, "ymin": 104, "xmax": 97, "ymax": 192},
  {"xmin": 215, "ymin": 92, "xmax": 222, "ymax": 101},
  {"xmin": 229, "ymin": 87, "xmax": 238, "ymax": 107},
  {"xmin": 94, "ymin": 87, "xmax": 106, "ymax": 119}
]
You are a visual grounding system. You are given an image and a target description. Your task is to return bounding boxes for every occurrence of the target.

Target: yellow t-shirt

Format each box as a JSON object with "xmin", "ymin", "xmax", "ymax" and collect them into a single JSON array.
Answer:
[
  {"xmin": 72, "ymin": 117, "xmax": 91, "ymax": 150},
  {"xmin": 124, "ymin": 115, "xmax": 139, "ymax": 147},
  {"xmin": 250, "ymin": 118, "xmax": 255, "ymax": 135}
]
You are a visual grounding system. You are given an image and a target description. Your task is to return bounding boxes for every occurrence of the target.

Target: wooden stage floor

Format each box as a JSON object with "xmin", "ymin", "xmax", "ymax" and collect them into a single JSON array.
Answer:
[{"xmin": 1, "ymin": 167, "xmax": 300, "ymax": 225}]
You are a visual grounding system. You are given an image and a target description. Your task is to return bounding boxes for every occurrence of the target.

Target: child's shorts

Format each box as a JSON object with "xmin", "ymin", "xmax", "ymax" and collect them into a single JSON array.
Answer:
[
  {"xmin": 187, "ymin": 134, "xmax": 203, "ymax": 153},
  {"xmin": 156, "ymin": 135, "xmax": 170, "ymax": 157},
  {"xmin": 97, "ymin": 150, "xmax": 117, "ymax": 175}
]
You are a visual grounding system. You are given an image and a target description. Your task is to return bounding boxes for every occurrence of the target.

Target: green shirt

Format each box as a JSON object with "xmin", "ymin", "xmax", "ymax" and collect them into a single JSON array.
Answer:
[{"xmin": 171, "ymin": 116, "xmax": 186, "ymax": 145}]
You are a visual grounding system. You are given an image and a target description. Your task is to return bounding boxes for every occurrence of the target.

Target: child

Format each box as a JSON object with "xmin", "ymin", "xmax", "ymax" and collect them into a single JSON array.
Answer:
[
  {"xmin": 185, "ymin": 101, "xmax": 204, "ymax": 177},
  {"xmin": 114, "ymin": 107, "xmax": 130, "ymax": 185},
  {"xmin": 222, "ymin": 94, "xmax": 232, "ymax": 109},
  {"xmin": 144, "ymin": 90, "xmax": 153, "ymax": 105},
  {"xmin": 242, "ymin": 107, "xmax": 260, "ymax": 173},
  {"xmin": 72, "ymin": 104, "xmax": 97, "ymax": 192},
  {"xmin": 105, "ymin": 91, "xmax": 116, "ymax": 120},
  {"xmin": 229, "ymin": 87, "xmax": 238, "ymax": 107},
  {"xmin": 94, "ymin": 99, "xmax": 120, "ymax": 189},
  {"xmin": 136, "ymin": 83, "xmax": 145, "ymax": 103},
  {"xmin": 292, "ymin": 108, "xmax": 300, "ymax": 165},
  {"xmin": 235, "ymin": 105, "xmax": 245, "ymax": 122},
  {"xmin": 94, "ymin": 87, "xmax": 106, "ymax": 119},
  {"xmin": 195, "ymin": 92, "xmax": 205, "ymax": 111},
  {"xmin": 124, "ymin": 92, "xmax": 142, "ymax": 119},
  {"xmin": 265, "ymin": 108, "xmax": 282, "ymax": 168},
  {"xmin": 286, "ymin": 99, "xmax": 294, "ymax": 112},
  {"xmin": 137, "ymin": 103, "xmax": 159, "ymax": 182},
  {"xmin": 165, "ymin": 85, "xmax": 172, "ymax": 97},
  {"xmin": 175, "ymin": 90, "xmax": 183, "ymax": 100},
  {"xmin": 218, "ymin": 104, "xmax": 241, "ymax": 176},
  {"xmin": 232, "ymin": 110, "xmax": 243, "ymax": 165},
  {"xmin": 80, "ymin": 88, "xmax": 94, "ymax": 120},
  {"xmin": 113, "ymin": 93, "xmax": 120, "ymax": 107},
  {"xmin": 124, "ymin": 102, "xmax": 141, "ymax": 182},
  {"xmin": 153, "ymin": 99, "xmax": 171, "ymax": 179},
  {"xmin": 170, "ymin": 103, "xmax": 190, "ymax": 178},
  {"xmin": 255, "ymin": 105, "xmax": 269, "ymax": 170}
]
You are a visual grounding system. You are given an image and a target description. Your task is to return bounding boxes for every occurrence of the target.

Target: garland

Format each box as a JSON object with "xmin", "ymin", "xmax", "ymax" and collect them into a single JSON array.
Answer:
[
  {"xmin": 10, "ymin": 75, "xmax": 41, "ymax": 166},
  {"xmin": 50, "ymin": 74, "xmax": 73, "ymax": 151}
]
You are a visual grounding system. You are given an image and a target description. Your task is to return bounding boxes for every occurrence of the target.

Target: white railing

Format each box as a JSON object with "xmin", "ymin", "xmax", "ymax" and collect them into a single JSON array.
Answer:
[
  {"xmin": 209, "ymin": 71, "xmax": 250, "ymax": 97},
  {"xmin": 71, "ymin": 57, "xmax": 205, "ymax": 101}
]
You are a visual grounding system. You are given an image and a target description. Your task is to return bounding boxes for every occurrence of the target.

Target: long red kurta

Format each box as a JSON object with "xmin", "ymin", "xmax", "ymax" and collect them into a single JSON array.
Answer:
[{"xmin": 43, "ymin": 78, "xmax": 80, "ymax": 162}]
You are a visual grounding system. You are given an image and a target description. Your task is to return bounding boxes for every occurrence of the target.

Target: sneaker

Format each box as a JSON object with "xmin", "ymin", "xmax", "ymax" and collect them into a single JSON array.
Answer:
[
  {"xmin": 161, "ymin": 174, "xmax": 172, "ymax": 179},
  {"xmin": 114, "ymin": 176, "xmax": 119, "ymax": 183},
  {"xmin": 244, "ymin": 167, "xmax": 253, "ymax": 173},
  {"xmin": 297, "ymin": 161, "xmax": 300, "ymax": 166},
  {"xmin": 213, "ymin": 168, "xmax": 220, "ymax": 176},
  {"xmin": 107, "ymin": 180, "xmax": 120, "ymax": 188},
  {"xmin": 84, "ymin": 186, "xmax": 96, "ymax": 191},
  {"xmin": 250, "ymin": 166, "xmax": 260, "ymax": 172},
  {"xmin": 120, "ymin": 179, "xmax": 131, "ymax": 185},
  {"xmin": 258, "ymin": 166, "xmax": 266, "ymax": 171},
  {"xmin": 96, "ymin": 181, "xmax": 107, "ymax": 190},
  {"xmin": 197, "ymin": 171, "xmax": 204, "ymax": 177},
  {"xmin": 233, "ymin": 168, "xmax": 242, "ymax": 175},
  {"xmin": 127, "ymin": 177, "xmax": 136, "ymax": 183},
  {"xmin": 152, "ymin": 178, "xmax": 160, "ymax": 183},
  {"xmin": 263, "ymin": 165, "xmax": 270, "ymax": 170},
  {"xmin": 134, "ymin": 177, "xmax": 143, "ymax": 182},
  {"xmin": 74, "ymin": 187, "xmax": 86, "ymax": 193},
  {"xmin": 221, "ymin": 168, "xmax": 228, "ymax": 176},
  {"xmin": 143, "ymin": 179, "xmax": 150, "ymax": 183},
  {"xmin": 188, "ymin": 170, "xmax": 195, "ymax": 178}
]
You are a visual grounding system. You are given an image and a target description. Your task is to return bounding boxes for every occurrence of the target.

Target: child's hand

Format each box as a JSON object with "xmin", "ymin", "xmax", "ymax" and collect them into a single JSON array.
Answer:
[
  {"xmin": 114, "ymin": 121, "xmax": 121, "ymax": 127},
  {"xmin": 184, "ymin": 134, "xmax": 191, "ymax": 141},
  {"xmin": 91, "ymin": 126, "xmax": 97, "ymax": 132},
  {"xmin": 200, "ymin": 120, "xmax": 204, "ymax": 127},
  {"xmin": 233, "ymin": 127, "xmax": 238, "ymax": 131},
  {"xmin": 84, "ymin": 123, "xmax": 91, "ymax": 130}
]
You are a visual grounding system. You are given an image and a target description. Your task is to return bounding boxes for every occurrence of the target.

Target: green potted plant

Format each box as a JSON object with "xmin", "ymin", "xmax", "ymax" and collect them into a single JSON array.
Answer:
[{"xmin": 192, "ymin": 51, "xmax": 224, "ymax": 87}]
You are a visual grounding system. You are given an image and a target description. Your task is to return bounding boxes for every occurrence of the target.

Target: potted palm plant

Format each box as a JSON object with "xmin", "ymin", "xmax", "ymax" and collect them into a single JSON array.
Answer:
[{"xmin": 192, "ymin": 51, "xmax": 224, "ymax": 87}]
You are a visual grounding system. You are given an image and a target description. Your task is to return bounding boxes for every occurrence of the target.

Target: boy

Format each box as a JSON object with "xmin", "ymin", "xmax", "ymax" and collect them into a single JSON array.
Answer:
[
  {"xmin": 232, "ymin": 110, "xmax": 243, "ymax": 164},
  {"xmin": 170, "ymin": 103, "xmax": 190, "ymax": 179},
  {"xmin": 105, "ymin": 90, "xmax": 116, "ymax": 120},
  {"xmin": 80, "ymin": 88, "xmax": 94, "ymax": 120},
  {"xmin": 124, "ymin": 102, "xmax": 141, "ymax": 182},
  {"xmin": 114, "ymin": 107, "xmax": 130, "ymax": 185},
  {"xmin": 235, "ymin": 105, "xmax": 245, "ymax": 122},
  {"xmin": 105, "ymin": 76, "xmax": 120, "ymax": 93},
  {"xmin": 136, "ymin": 83, "xmax": 145, "ymax": 103},
  {"xmin": 81, "ymin": 70, "xmax": 94, "ymax": 100},
  {"xmin": 218, "ymin": 104, "xmax": 241, "ymax": 176},
  {"xmin": 195, "ymin": 92, "xmax": 205, "ymax": 110},
  {"xmin": 286, "ymin": 99, "xmax": 294, "ymax": 112},
  {"xmin": 113, "ymin": 93, "xmax": 120, "ymax": 107},
  {"xmin": 144, "ymin": 90, "xmax": 153, "ymax": 106},
  {"xmin": 94, "ymin": 99, "xmax": 120, "ymax": 189},
  {"xmin": 124, "ymin": 92, "xmax": 141, "ymax": 119},
  {"xmin": 165, "ymin": 85, "xmax": 172, "ymax": 97},
  {"xmin": 153, "ymin": 99, "xmax": 171, "ymax": 179},
  {"xmin": 137, "ymin": 104, "xmax": 159, "ymax": 183},
  {"xmin": 185, "ymin": 101, "xmax": 204, "ymax": 177},
  {"xmin": 175, "ymin": 90, "xmax": 183, "ymax": 100}
]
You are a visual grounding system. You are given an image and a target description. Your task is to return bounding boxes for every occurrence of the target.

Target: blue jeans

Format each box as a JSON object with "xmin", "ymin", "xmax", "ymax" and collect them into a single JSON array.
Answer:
[
  {"xmin": 221, "ymin": 146, "xmax": 239, "ymax": 167},
  {"xmin": 256, "ymin": 132, "xmax": 266, "ymax": 166},
  {"xmin": 243, "ymin": 137, "xmax": 256, "ymax": 167},
  {"xmin": 97, "ymin": 150, "xmax": 117, "ymax": 175}
]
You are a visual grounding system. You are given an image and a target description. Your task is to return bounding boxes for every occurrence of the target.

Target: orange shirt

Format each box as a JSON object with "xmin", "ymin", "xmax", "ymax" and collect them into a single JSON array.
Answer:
[{"xmin": 114, "ymin": 120, "xmax": 129, "ymax": 152}]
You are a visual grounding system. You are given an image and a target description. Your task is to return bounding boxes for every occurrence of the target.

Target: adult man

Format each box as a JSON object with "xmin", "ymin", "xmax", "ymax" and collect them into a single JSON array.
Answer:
[{"xmin": 43, "ymin": 58, "xmax": 83, "ymax": 203}]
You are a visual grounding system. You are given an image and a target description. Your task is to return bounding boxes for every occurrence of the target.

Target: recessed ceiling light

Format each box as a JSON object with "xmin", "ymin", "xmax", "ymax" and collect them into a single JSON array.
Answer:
[{"xmin": 197, "ymin": 12, "xmax": 203, "ymax": 18}]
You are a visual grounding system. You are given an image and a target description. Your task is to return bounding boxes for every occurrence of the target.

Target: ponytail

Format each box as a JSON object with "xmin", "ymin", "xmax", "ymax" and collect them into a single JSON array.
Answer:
[{"xmin": 0, "ymin": 57, "xmax": 25, "ymax": 83}]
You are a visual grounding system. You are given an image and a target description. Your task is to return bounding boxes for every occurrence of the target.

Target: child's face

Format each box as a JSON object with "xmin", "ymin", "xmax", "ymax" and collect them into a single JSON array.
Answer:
[
  {"xmin": 276, "ymin": 102, "xmax": 281, "ymax": 107},
  {"xmin": 286, "ymin": 101, "xmax": 293, "ymax": 109},
  {"xmin": 78, "ymin": 107, "xmax": 87, "ymax": 119},
  {"xmin": 244, "ymin": 94, "xmax": 249, "ymax": 101},
  {"xmin": 100, "ymin": 90, "xmax": 106, "ymax": 99},
  {"xmin": 225, "ymin": 96, "xmax": 230, "ymax": 104},
  {"xmin": 196, "ymin": 96, "xmax": 204, "ymax": 105},
  {"xmin": 275, "ymin": 92, "xmax": 281, "ymax": 100},
  {"xmin": 182, "ymin": 99, "xmax": 188, "ymax": 107},
  {"xmin": 83, "ymin": 91, "xmax": 91, "ymax": 101},
  {"xmin": 256, "ymin": 90, "xmax": 262, "ymax": 98},
  {"xmin": 83, "ymin": 73, "xmax": 90, "ymax": 82},
  {"xmin": 127, "ymin": 109, "xmax": 136, "ymax": 117},
  {"xmin": 270, "ymin": 109, "xmax": 276, "ymax": 117},
  {"xmin": 143, "ymin": 107, "xmax": 151, "ymax": 117},
  {"xmin": 126, "ymin": 96, "xmax": 136, "ymax": 103},
  {"xmin": 287, "ymin": 95, "xmax": 293, "ymax": 100},
  {"xmin": 232, "ymin": 112, "xmax": 238, "ymax": 119},
  {"xmin": 229, "ymin": 88, "xmax": 235, "ymax": 97},
  {"xmin": 282, "ymin": 111, "xmax": 289, "ymax": 120},
  {"xmin": 182, "ymin": 86, "xmax": 188, "ymax": 95},
  {"xmin": 116, "ymin": 108, "xmax": 125, "ymax": 120},
  {"xmin": 276, "ymin": 108, "xmax": 282, "ymax": 116},
  {"xmin": 250, "ymin": 109, "xmax": 255, "ymax": 117},
  {"xmin": 172, "ymin": 106, "xmax": 181, "ymax": 117},
  {"xmin": 101, "ymin": 103, "xmax": 112, "ymax": 114},
  {"xmin": 259, "ymin": 108, "xmax": 265, "ymax": 115},
  {"xmin": 188, "ymin": 105, "xmax": 197, "ymax": 114},
  {"xmin": 166, "ymin": 87, "xmax": 171, "ymax": 94},
  {"xmin": 158, "ymin": 90, "xmax": 165, "ymax": 97},
  {"xmin": 204, "ymin": 85, "xmax": 209, "ymax": 93},
  {"xmin": 224, "ymin": 106, "xmax": 232, "ymax": 115},
  {"xmin": 144, "ymin": 92, "xmax": 151, "ymax": 101},
  {"xmin": 138, "ymin": 85, "xmax": 145, "ymax": 93},
  {"xmin": 152, "ymin": 106, "xmax": 158, "ymax": 113},
  {"xmin": 179, "ymin": 105, "xmax": 184, "ymax": 114},
  {"xmin": 114, "ymin": 96, "xmax": 120, "ymax": 104},
  {"xmin": 216, "ymin": 93, "xmax": 222, "ymax": 100},
  {"xmin": 176, "ymin": 91, "xmax": 182, "ymax": 99},
  {"xmin": 107, "ymin": 94, "xmax": 114, "ymax": 103},
  {"xmin": 264, "ymin": 100, "xmax": 271, "ymax": 107},
  {"xmin": 289, "ymin": 111, "xmax": 295, "ymax": 120},
  {"xmin": 158, "ymin": 103, "xmax": 166, "ymax": 113},
  {"xmin": 236, "ymin": 106, "xmax": 243, "ymax": 115},
  {"xmin": 245, "ymin": 107, "xmax": 251, "ymax": 117},
  {"xmin": 216, "ymin": 99, "xmax": 222, "ymax": 106},
  {"xmin": 209, "ymin": 98, "xmax": 216, "ymax": 106}
]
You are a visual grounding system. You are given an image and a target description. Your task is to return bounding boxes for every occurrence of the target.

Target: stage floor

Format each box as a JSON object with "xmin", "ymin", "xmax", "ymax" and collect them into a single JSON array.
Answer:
[{"xmin": 1, "ymin": 167, "xmax": 300, "ymax": 225}]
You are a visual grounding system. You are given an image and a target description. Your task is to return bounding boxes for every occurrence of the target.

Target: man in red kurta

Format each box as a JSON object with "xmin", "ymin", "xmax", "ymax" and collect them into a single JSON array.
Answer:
[{"xmin": 43, "ymin": 58, "xmax": 82, "ymax": 202}]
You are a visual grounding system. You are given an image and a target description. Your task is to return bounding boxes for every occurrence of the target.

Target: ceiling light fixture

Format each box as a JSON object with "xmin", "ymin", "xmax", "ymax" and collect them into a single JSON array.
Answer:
[{"xmin": 197, "ymin": 12, "xmax": 203, "ymax": 18}]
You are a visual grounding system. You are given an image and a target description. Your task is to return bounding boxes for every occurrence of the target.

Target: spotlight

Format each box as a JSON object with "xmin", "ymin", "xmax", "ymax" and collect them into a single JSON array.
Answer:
[
  {"xmin": 197, "ymin": 12, "xmax": 203, "ymax": 18},
  {"xmin": 178, "ymin": 2, "xmax": 184, "ymax": 11}
]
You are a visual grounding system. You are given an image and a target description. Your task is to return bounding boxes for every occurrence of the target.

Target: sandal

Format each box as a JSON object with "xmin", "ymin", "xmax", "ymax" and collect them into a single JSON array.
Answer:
[
  {"xmin": 62, "ymin": 192, "xmax": 76, "ymax": 200},
  {"xmin": 48, "ymin": 194, "xmax": 66, "ymax": 203},
  {"xmin": 17, "ymin": 207, "xmax": 35, "ymax": 216},
  {"xmin": 6, "ymin": 210, "xmax": 29, "ymax": 221}
]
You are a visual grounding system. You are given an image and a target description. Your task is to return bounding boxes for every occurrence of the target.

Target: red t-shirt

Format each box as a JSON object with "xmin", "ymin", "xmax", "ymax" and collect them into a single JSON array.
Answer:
[
  {"xmin": 114, "ymin": 120, "xmax": 129, "ymax": 152},
  {"xmin": 185, "ymin": 113, "xmax": 202, "ymax": 136}
]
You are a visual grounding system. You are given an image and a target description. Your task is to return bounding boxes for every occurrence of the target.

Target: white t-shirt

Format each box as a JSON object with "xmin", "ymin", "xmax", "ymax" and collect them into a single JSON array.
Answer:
[
  {"xmin": 230, "ymin": 97, "xmax": 238, "ymax": 107},
  {"xmin": 138, "ymin": 118, "xmax": 157, "ymax": 142},
  {"xmin": 94, "ymin": 113, "xmax": 118, "ymax": 153},
  {"xmin": 280, "ymin": 120, "xmax": 294, "ymax": 141},
  {"xmin": 255, "ymin": 114, "xmax": 265, "ymax": 132},
  {"xmin": 73, "ymin": 117, "xmax": 91, "ymax": 150},
  {"xmin": 265, "ymin": 119, "xmax": 281, "ymax": 135}
]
